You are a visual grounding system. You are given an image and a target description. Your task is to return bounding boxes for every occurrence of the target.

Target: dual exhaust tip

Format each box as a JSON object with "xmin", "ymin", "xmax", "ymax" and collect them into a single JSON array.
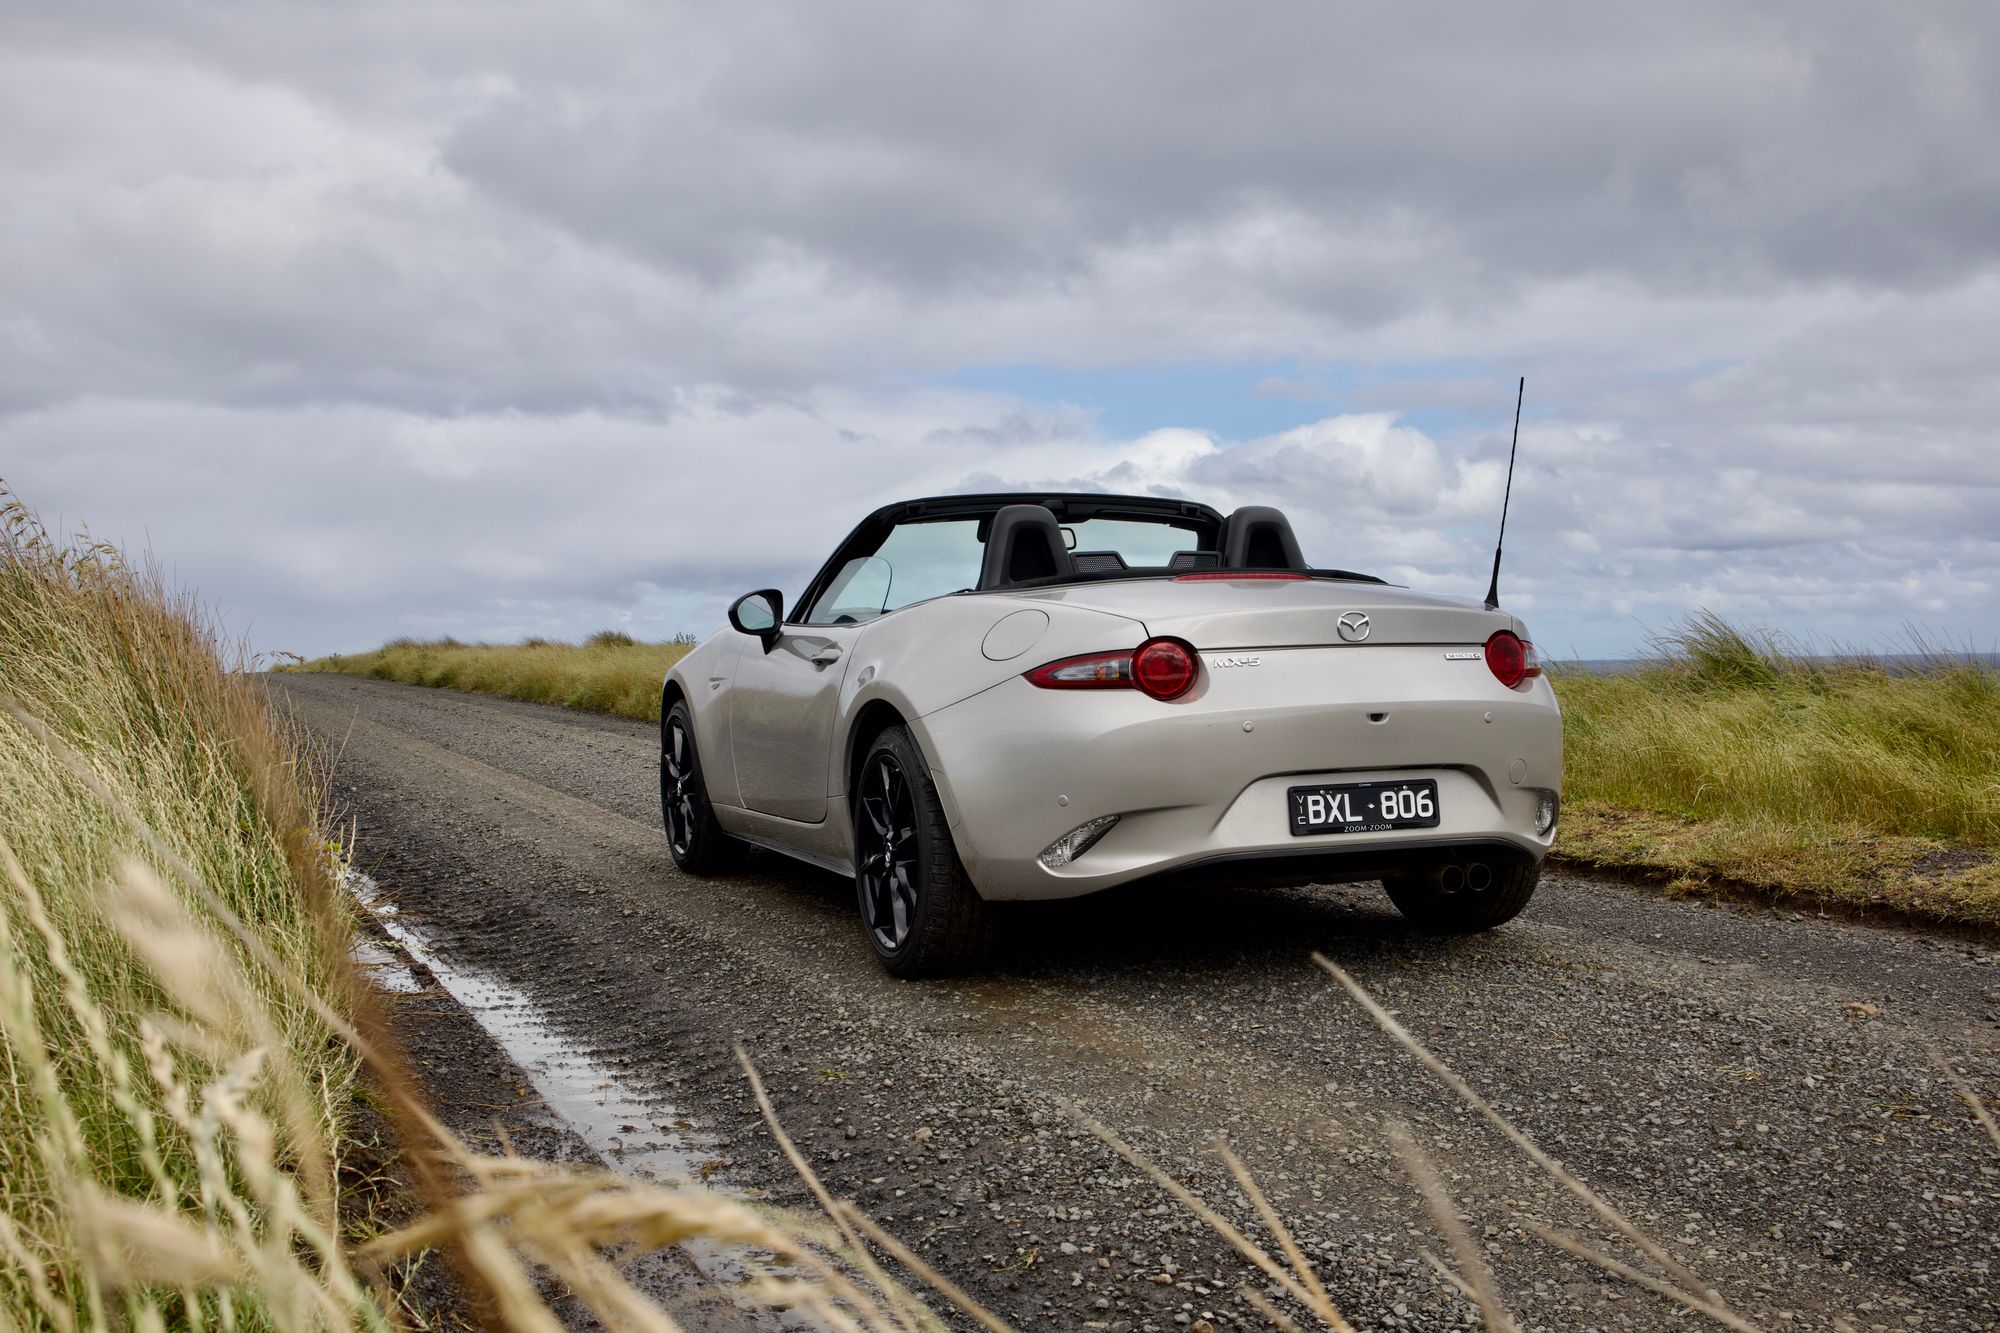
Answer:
[{"xmin": 1429, "ymin": 861, "xmax": 1494, "ymax": 894}]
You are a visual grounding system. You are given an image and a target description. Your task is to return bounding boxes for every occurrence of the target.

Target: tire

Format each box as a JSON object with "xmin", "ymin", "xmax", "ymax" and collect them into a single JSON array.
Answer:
[
  {"xmin": 660, "ymin": 700, "xmax": 739, "ymax": 875},
  {"xmin": 852, "ymin": 725, "xmax": 992, "ymax": 978},
  {"xmin": 1384, "ymin": 858, "xmax": 1539, "ymax": 933}
]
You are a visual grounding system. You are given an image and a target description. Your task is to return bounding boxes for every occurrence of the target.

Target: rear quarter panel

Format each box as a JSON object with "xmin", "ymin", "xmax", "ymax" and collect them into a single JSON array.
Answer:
[{"xmin": 834, "ymin": 594, "xmax": 1147, "ymax": 792}]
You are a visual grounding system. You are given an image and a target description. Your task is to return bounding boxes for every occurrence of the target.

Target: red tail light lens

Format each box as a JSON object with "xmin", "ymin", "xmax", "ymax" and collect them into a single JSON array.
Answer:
[
  {"xmin": 1025, "ymin": 638, "xmax": 1200, "ymax": 700},
  {"xmin": 1172, "ymin": 571, "xmax": 1310, "ymax": 582},
  {"xmin": 1132, "ymin": 638, "xmax": 1198, "ymax": 700},
  {"xmin": 1484, "ymin": 630, "xmax": 1542, "ymax": 689}
]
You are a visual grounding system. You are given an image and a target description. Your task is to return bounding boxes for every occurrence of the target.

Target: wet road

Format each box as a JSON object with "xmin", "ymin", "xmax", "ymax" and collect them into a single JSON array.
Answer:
[{"xmin": 277, "ymin": 673, "xmax": 2000, "ymax": 1332}]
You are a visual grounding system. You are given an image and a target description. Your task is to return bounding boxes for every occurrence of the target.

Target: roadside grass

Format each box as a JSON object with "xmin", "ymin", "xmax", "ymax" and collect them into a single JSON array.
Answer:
[
  {"xmin": 1555, "ymin": 613, "xmax": 2000, "ymax": 923},
  {"xmin": 296, "ymin": 611, "xmax": 2000, "ymax": 924},
  {"xmin": 0, "ymin": 494, "xmax": 366, "ymax": 1325},
  {"xmin": 300, "ymin": 634, "xmax": 695, "ymax": 720}
]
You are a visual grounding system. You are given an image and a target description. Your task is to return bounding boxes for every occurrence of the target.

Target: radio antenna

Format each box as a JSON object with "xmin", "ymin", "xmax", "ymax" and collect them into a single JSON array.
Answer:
[{"xmin": 1483, "ymin": 376, "xmax": 1525, "ymax": 610}]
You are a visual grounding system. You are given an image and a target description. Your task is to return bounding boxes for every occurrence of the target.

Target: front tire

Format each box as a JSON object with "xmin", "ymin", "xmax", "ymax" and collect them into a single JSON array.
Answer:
[
  {"xmin": 661, "ymin": 700, "xmax": 738, "ymax": 874},
  {"xmin": 853, "ymin": 726, "xmax": 991, "ymax": 978},
  {"xmin": 1384, "ymin": 859, "xmax": 1539, "ymax": 933}
]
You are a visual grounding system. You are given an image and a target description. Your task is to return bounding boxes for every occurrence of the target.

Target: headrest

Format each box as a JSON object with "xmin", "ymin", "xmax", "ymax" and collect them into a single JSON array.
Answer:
[
  {"xmin": 1218, "ymin": 506, "xmax": 1307, "ymax": 570},
  {"xmin": 978, "ymin": 504, "xmax": 1076, "ymax": 589}
]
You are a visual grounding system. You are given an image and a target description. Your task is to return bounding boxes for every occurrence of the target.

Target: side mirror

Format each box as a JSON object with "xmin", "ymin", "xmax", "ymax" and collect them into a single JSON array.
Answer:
[{"xmin": 728, "ymin": 589, "xmax": 785, "ymax": 653}]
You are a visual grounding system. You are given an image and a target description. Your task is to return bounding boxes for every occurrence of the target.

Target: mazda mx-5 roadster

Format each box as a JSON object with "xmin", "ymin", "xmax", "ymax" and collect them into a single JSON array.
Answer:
[{"xmin": 660, "ymin": 492, "xmax": 1562, "ymax": 976}]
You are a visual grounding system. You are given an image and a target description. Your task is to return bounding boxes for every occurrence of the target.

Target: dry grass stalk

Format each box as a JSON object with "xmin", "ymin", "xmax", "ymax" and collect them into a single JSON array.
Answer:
[
  {"xmin": 1242, "ymin": 1288, "xmax": 1306, "ymax": 1333},
  {"xmin": 735, "ymin": 1044, "xmax": 931, "ymax": 1332},
  {"xmin": 1213, "ymin": 1140, "xmax": 1339, "ymax": 1317},
  {"xmin": 1521, "ymin": 1224, "xmax": 1765, "ymax": 1333},
  {"xmin": 1928, "ymin": 1044, "xmax": 2000, "ymax": 1154},
  {"xmin": 1383, "ymin": 1120, "xmax": 1516, "ymax": 1333},
  {"xmin": 1312, "ymin": 954, "xmax": 1733, "ymax": 1310},
  {"xmin": 830, "ymin": 1203, "xmax": 1017, "ymax": 1333},
  {"xmin": 1066, "ymin": 1106, "xmax": 1358, "ymax": 1332}
]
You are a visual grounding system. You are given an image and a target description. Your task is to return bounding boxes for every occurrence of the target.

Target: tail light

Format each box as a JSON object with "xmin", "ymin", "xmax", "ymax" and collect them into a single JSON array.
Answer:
[
  {"xmin": 1026, "ymin": 637, "xmax": 1200, "ymax": 701},
  {"xmin": 1132, "ymin": 639, "xmax": 1198, "ymax": 699},
  {"xmin": 1484, "ymin": 630, "xmax": 1542, "ymax": 689}
]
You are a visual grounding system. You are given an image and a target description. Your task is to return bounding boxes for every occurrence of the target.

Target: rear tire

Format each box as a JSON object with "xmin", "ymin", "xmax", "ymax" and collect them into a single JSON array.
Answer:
[
  {"xmin": 661, "ymin": 700, "xmax": 739, "ymax": 875},
  {"xmin": 853, "ymin": 726, "xmax": 992, "ymax": 978},
  {"xmin": 1384, "ymin": 859, "xmax": 1539, "ymax": 933}
]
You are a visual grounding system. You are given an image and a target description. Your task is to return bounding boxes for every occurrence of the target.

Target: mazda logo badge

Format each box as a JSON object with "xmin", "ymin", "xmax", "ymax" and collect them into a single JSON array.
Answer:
[{"xmin": 1337, "ymin": 611, "xmax": 1371, "ymax": 642}]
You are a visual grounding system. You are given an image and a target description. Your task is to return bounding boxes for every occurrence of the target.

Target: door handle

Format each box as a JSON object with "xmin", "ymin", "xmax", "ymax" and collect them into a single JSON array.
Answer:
[{"xmin": 809, "ymin": 645, "xmax": 843, "ymax": 666}]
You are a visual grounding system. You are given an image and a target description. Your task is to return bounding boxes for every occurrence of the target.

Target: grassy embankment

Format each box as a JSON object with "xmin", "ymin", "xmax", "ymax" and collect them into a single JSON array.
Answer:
[
  {"xmin": 297, "ymin": 615, "xmax": 2000, "ymax": 924},
  {"xmin": 0, "ymin": 501, "xmax": 967, "ymax": 1329},
  {"xmin": 1, "ymin": 497, "xmax": 373, "ymax": 1325}
]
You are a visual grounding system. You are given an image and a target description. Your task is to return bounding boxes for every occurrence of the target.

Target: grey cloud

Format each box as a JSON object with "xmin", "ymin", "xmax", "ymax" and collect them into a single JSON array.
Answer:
[
  {"xmin": 2, "ymin": 1, "xmax": 1996, "ymax": 656},
  {"xmin": 5, "ymin": 2, "xmax": 1999, "ymax": 420}
]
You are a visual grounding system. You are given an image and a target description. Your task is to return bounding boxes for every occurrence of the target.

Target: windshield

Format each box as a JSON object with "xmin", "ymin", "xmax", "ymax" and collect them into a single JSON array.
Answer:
[
  {"xmin": 799, "ymin": 508, "xmax": 1214, "ymax": 624},
  {"xmin": 1061, "ymin": 517, "xmax": 1201, "ymax": 567},
  {"xmin": 803, "ymin": 519, "xmax": 984, "ymax": 624}
]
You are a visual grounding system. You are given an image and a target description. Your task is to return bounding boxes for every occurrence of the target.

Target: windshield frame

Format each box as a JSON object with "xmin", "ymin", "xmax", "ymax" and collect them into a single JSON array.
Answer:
[{"xmin": 790, "ymin": 493, "xmax": 1227, "ymax": 625}]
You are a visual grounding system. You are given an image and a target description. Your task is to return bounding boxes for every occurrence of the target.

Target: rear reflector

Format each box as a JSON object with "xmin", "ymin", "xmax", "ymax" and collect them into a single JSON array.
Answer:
[
  {"xmin": 1038, "ymin": 814, "xmax": 1120, "ymax": 868},
  {"xmin": 1172, "ymin": 571, "xmax": 1310, "ymax": 582}
]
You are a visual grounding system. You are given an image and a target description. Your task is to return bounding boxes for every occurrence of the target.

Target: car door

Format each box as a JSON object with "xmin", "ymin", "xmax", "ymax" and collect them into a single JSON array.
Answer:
[{"xmin": 728, "ymin": 621, "xmax": 858, "ymax": 823}]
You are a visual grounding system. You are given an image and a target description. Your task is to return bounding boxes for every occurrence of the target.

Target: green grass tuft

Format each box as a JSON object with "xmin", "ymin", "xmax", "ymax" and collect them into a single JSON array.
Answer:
[{"xmin": 1555, "ymin": 616, "xmax": 1999, "ymax": 921}]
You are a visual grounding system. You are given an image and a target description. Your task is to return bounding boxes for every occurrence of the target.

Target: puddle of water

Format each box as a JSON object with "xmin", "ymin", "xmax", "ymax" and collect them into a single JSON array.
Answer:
[
  {"xmin": 344, "ymin": 872, "xmax": 817, "ymax": 1326},
  {"xmin": 349, "ymin": 935, "xmax": 424, "ymax": 994}
]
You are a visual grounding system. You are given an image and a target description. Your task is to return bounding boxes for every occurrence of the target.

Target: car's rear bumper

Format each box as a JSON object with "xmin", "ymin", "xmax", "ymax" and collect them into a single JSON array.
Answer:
[{"xmin": 910, "ymin": 647, "xmax": 1562, "ymax": 902}]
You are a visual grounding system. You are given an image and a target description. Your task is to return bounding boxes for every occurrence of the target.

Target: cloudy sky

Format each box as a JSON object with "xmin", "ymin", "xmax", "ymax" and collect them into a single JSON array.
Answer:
[{"xmin": 4, "ymin": 2, "xmax": 1996, "ymax": 659}]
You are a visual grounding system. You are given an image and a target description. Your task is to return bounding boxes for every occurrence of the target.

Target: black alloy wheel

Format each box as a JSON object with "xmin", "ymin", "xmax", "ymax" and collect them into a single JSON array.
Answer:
[
  {"xmin": 660, "ymin": 700, "xmax": 735, "ymax": 874},
  {"xmin": 852, "ymin": 725, "xmax": 992, "ymax": 977},
  {"xmin": 856, "ymin": 750, "xmax": 919, "ymax": 952}
]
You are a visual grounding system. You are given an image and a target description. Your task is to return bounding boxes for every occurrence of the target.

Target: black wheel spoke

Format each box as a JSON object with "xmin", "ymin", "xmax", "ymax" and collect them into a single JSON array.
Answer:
[
  {"xmin": 889, "ymin": 864, "xmax": 913, "ymax": 940},
  {"xmin": 862, "ymin": 793, "xmax": 892, "ymax": 838}
]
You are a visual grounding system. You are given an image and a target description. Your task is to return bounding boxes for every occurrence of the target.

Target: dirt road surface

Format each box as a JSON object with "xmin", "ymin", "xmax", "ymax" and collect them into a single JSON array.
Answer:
[{"xmin": 276, "ymin": 673, "xmax": 2000, "ymax": 1332}]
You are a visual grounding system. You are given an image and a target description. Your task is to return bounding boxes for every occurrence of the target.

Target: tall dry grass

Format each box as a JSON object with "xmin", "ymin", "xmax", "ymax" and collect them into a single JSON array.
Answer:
[
  {"xmin": 0, "ymin": 491, "xmax": 366, "ymax": 1327},
  {"xmin": 0, "ymin": 494, "xmax": 976, "ymax": 1329},
  {"xmin": 294, "ymin": 636, "xmax": 694, "ymax": 722},
  {"xmin": 1555, "ymin": 612, "xmax": 2000, "ymax": 918}
]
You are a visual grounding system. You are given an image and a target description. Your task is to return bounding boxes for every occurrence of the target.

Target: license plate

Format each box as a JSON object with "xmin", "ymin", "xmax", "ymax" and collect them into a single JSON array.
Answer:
[{"xmin": 1288, "ymin": 779, "xmax": 1440, "ymax": 836}]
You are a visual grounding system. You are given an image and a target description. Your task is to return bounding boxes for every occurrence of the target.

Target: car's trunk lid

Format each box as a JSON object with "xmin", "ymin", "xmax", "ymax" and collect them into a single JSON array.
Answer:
[{"xmin": 1003, "ymin": 577, "xmax": 1517, "ymax": 648}]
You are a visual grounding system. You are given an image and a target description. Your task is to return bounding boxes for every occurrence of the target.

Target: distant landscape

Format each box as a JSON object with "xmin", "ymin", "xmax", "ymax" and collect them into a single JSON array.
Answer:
[{"xmin": 291, "ymin": 613, "xmax": 2000, "ymax": 926}]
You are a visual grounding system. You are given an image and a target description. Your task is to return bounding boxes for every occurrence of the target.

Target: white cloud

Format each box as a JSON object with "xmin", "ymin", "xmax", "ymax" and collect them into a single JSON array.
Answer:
[
  {"xmin": 8, "ymin": 392, "xmax": 1992, "ymax": 659},
  {"xmin": 2, "ymin": 1, "xmax": 1996, "ymax": 657}
]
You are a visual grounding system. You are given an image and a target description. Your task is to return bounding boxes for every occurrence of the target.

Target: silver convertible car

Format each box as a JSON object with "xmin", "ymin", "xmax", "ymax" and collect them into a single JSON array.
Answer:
[{"xmin": 660, "ymin": 493, "xmax": 1561, "ymax": 976}]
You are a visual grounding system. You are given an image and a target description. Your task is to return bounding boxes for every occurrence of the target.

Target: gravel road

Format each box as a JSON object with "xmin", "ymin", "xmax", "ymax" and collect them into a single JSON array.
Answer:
[{"xmin": 275, "ymin": 673, "xmax": 2000, "ymax": 1332}]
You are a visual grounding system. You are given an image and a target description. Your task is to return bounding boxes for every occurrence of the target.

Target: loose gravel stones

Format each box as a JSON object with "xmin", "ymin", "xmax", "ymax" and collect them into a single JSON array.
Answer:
[{"xmin": 280, "ymin": 674, "xmax": 2000, "ymax": 1332}]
